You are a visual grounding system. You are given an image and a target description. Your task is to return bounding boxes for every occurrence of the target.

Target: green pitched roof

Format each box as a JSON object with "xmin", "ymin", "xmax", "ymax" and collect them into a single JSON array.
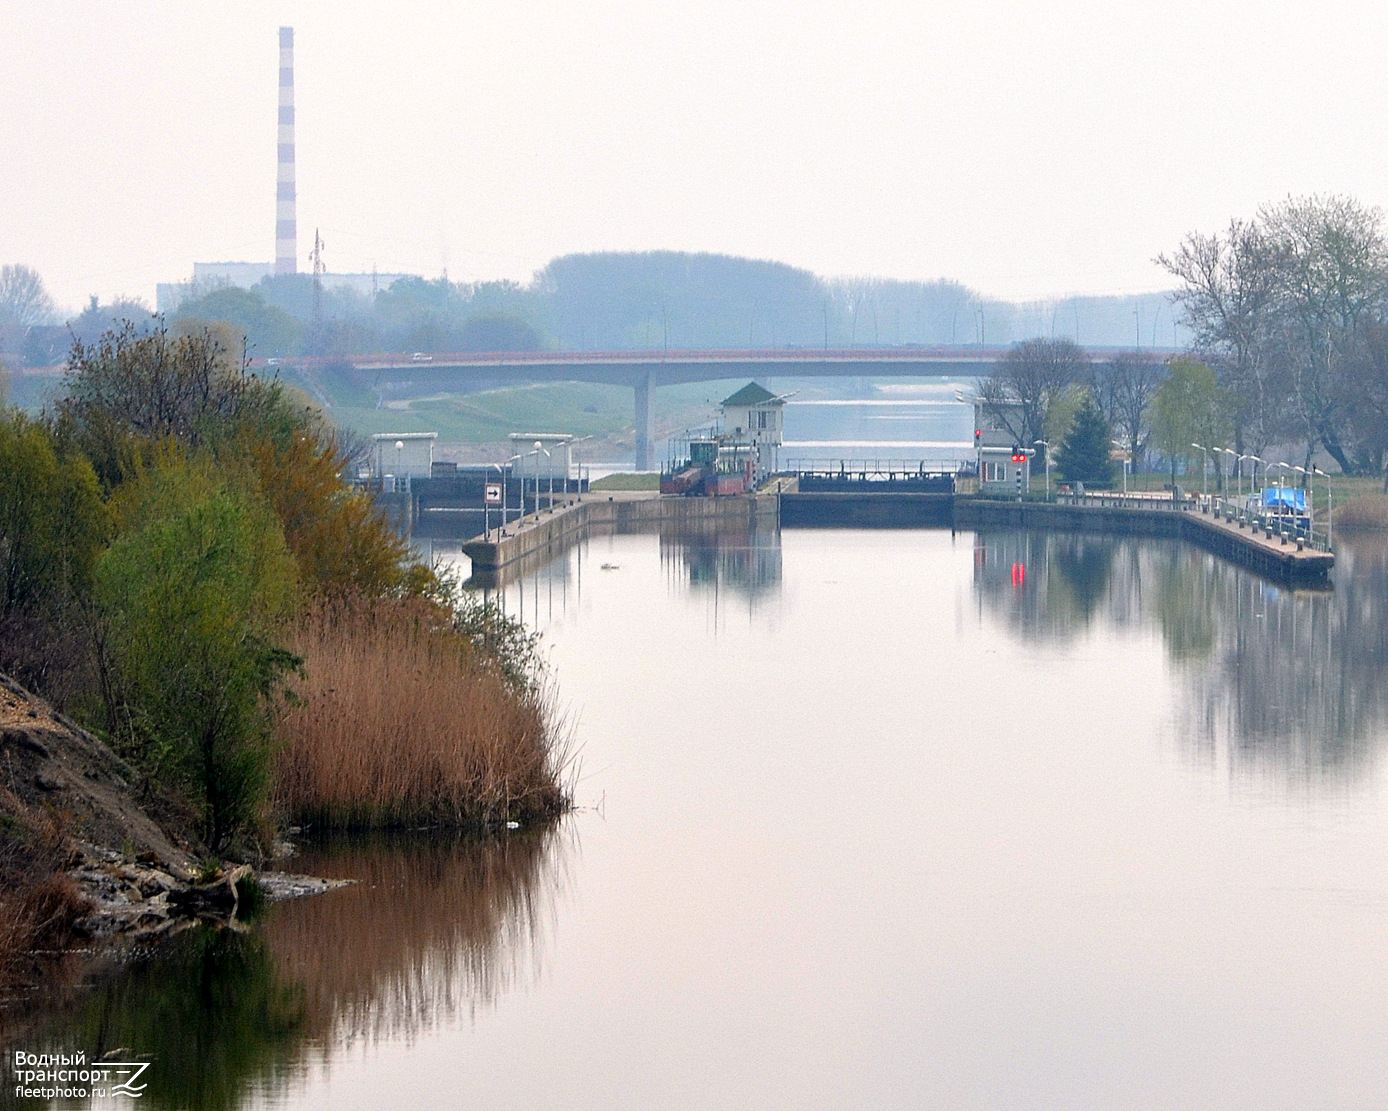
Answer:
[{"xmin": 721, "ymin": 381, "xmax": 781, "ymax": 407}]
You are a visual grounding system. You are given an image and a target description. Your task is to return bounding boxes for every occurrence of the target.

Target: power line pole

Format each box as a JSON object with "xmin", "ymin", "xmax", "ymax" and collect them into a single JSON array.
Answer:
[{"xmin": 310, "ymin": 228, "xmax": 325, "ymax": 353}]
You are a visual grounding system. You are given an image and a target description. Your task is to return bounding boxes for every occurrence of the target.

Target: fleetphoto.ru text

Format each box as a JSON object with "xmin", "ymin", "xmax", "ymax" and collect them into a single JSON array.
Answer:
[{"xmin": 9, "ymin": 1049, "xmax": 149, "ymax": 1101}]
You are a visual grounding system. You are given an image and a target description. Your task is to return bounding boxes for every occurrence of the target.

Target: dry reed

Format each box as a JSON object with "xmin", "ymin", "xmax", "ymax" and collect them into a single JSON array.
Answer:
[
  {"xmin": 0, "ymin": 794, "xmax": 89, "ymax": 1000},
  {"xmin": 273, "ymin": 595, "xmax": 568, "ymax": 829},
  {"xmin": 1335, "ymin": 492, "xmax": 1388, "ymax": 531}
]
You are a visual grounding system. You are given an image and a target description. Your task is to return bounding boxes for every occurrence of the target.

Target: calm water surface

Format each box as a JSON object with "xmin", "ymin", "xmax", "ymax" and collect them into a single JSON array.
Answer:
[{"xmin": 26, "ymin": 526, "xmax": 1388, "ymax": 1109}]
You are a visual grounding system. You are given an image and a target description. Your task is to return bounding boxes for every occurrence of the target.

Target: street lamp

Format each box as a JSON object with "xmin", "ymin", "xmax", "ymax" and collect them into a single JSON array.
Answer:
[
  {"xmin": 1034, "ymin": 439, "xmax": 1051, "ymax": 499},
  {"xmin": 1314, "ymin": 467, "xmax": 1333, "ymax": 547},
  {"xmin": 1191, "ymin": 443, "xmax": 1209, "ymax": 499},
  {"xmin": 532, "ymin": 441, "xmax": 552, "ymax": 513},
  {"xmin": 394, "ymin": 439, "xmax": 404, "ymax": 492},
  {"xmin": 1218, "ymin": 448, "xmax": 1247, "ymax": 499},
  {"xmin": 490, "ymin": 453, "xmax": 522, "ymax": 539},
  {"xmin": 1293, "ymin": 465, "xmax": 1315, "ymax": 541},
  {"xmin": 1247, "ymin": 455, "xmax": 1264, "ymax": 501},
  {"xmin": 1111, "ymin": 439, "xmax": 1130, "ymax": 495},
  {"xmin": 1272, "ymin": 462, "xmax": 1293, "ymax": 526},
  {"xmin": 1216, "ymin": 447, "xmax": 1238, "ymax": 498}
]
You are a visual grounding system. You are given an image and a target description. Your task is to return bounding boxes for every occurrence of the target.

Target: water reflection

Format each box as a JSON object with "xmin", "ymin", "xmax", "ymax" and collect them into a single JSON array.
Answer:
[
  {"xmin": 659, "ymin": 519, "xmax": 782, "ymax": 604},
  {"xmin": 973, "ymin": 530, "xmax": 1388, "ymax": 780},
  {"xmin": 25, "ymin": 829, "xmax": 564, "ymax": 1110}
]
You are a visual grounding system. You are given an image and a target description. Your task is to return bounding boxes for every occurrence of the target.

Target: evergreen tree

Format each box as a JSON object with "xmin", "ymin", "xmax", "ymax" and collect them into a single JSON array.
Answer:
[{"xmin": 1057, "ymin": 397, "xmax": 1115, "ymax": 487}]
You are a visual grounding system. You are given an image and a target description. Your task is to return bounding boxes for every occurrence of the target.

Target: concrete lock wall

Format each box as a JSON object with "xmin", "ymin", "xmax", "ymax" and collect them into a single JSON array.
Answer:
[{"xmin": 454, "ymin": 490, "xmax": 1332, "ymax": 588}]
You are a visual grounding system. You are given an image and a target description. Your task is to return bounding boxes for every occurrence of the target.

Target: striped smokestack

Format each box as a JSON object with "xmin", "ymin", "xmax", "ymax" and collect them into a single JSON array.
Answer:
[{"xmin": 275, "ymin": 26, "xmax": 297, "ymax": 275}]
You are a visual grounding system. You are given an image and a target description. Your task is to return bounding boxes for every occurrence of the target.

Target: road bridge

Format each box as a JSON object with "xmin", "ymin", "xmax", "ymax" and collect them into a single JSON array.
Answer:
[{"xmin": 263, "ymin": 346, "xmax": 1177, "ymax": 470}]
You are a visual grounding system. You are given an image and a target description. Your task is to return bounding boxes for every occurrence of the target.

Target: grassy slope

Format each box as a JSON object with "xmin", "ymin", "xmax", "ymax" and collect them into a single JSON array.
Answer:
[
  {"xmin": 300, "ymin": 374, "xmax": 748, "ymax": 454},
  {"xmin": 589, "ymin": 472, "xmax": 660, "ymax": 490}
]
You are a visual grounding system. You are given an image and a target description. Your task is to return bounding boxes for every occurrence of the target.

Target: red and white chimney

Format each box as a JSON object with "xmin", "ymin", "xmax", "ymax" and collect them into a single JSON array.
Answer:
[{"xmin": 275, "ymin": 26, "xmax": 297, "ymax": 275}]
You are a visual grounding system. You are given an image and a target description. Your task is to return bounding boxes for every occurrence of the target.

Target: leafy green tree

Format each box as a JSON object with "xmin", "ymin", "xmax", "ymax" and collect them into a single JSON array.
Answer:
[
  {"xmin": 1056, "ymin": 397, "xmax": 1115, "ymax": 487},
  {"xmin": 0, "ymin": 410, "xmax": 109, "ymax": 698},
  {"xmin": 97, "ymin": 459, "xmax": 299, "ymax": 848},
  {"xmin": 1151, "ymin": 357, "xmax": 1232, "ymax": 496},
  {"xmin": 1043, "ymin": 383, "xmax": 1087, "ymax": 451}
]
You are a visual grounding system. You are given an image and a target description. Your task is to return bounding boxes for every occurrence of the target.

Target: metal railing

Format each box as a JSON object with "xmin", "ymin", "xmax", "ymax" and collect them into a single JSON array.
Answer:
[
  {"xmin": 784, "ymin": 459, "xmax": 964, "ymax": 480},
  {"xmin": 1207, "ymin": 495, "xmax": 1331, "ymax": 553},
  {"xmin": 1053, "ymin": 490, "xmax": 1192, "ymax": 511}
]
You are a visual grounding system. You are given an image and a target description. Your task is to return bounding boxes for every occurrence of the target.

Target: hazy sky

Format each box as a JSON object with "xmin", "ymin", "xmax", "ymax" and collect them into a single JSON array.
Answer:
[{"xmin": 6, "ymin": 0, "xmax": 1388, "ymax": 311}]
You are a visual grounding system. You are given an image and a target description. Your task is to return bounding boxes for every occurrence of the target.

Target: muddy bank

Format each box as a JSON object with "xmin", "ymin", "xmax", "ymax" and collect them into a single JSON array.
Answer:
[{"xmin": 0, "ymin": 672, "xmax": 344, "ymax": 1019}]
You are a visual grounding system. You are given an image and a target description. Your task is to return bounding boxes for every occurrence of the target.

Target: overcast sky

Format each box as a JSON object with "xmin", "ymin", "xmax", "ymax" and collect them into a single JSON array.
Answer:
[{"xmin": 5, "ymin": 0, "xmax": 1388, "ymax": 311}]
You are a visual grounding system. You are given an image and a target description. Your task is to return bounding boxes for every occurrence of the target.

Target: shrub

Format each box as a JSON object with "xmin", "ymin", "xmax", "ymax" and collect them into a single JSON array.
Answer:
[
  {"xmin": 0, "ymin": 411, "xmax": 109, "ymax": 702},
  {"xmin": 243, "ymin": 428, "xmax": 419, "ymax": 599},
  {"xmin": 274, "ymin": 594, "xmax": 566, "ymax": 829},
  {"xmin": 96, "ymin": 458, "xmax": 299, "ymax": 849},
  {"xmin": 0, "ymin": 795, "xmax": 88, "ymax": 978}
]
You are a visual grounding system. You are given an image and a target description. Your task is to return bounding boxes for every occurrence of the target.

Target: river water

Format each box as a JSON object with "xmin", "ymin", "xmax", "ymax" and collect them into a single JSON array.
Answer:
[{"xmin": 19, "ymin": 525, "xmax": 1388, "ymax": 1109}]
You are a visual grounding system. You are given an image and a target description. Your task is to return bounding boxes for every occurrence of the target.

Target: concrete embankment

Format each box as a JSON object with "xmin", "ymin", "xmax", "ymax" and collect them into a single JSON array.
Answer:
[
  {"xmin": 461, "ymin": 492, "xmax": 778, "ymax": 576},
  {"xmin": 780, "ymin": 491, "xmax": 1332, "ymax": 582},
  {"xmin": 954, "ymin": 498, "xmax": 1333, "ymax": 583}
]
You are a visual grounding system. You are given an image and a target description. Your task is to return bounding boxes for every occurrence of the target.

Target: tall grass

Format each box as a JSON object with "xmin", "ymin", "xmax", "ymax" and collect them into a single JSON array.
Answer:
[
  {"xmin": 273, "ymin": 594, "xmax": 568, "ymax": 829},
  {"xmin": 0, "ymin": 795, "xmax": 88, "ymax": 999},
  {"xmin": 1335, "ymin": 492, "xmax": 1388, "ymax": 530}
]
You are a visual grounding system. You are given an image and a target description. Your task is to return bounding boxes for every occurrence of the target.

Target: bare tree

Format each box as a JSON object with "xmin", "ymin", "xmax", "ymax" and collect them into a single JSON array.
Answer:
[
  {"xmin": 0, "ymin": 264, "xmax": 56, "ymax": 356},
  {"xmin": 1158, "ymin": 219, "xmax": 1288, "ymax": 456},
  {"xmin": 1346, "ymin": 320, "xmax": 1388, "ymax": 488},
  {"xmin": 1090, "ymin": 351, "xmax": 1167, "ymax": 470},
  {"xmin": 1259, "ymin": 194, "xmax": 1388, "ymax": 475},
  {"xmin": 980, "ymin": 338, "xmax": 1089, "ymax": 458}
]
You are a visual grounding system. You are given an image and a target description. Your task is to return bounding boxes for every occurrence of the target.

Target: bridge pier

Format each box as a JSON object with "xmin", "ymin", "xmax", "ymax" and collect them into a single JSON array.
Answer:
[{"xmin": 634, "ymin": 371, "xmax": 654, "ymax": 472}]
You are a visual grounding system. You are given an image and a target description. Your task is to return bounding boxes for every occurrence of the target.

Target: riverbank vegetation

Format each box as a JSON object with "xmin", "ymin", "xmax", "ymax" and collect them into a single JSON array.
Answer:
[
  {"xmin": 274, "ymin": 593, "xmax": 565, "ymax": 829},
  {"xmin": 0, "ymin": 323, "xmax": 567, "ymax": 877}
]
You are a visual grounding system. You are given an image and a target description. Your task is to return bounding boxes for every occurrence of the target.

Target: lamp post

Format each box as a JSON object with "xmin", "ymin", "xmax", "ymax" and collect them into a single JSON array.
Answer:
[
  {"xmin": 394, "ymin": 439, "xmax": 404, "ymax": 492},
  {"xmin": 1111, "ymin": 439, "xmax": 1130, "ymax": 495},
  {"xmin": 1248, "ymin": 455, "xmax": 1263, "ymax": 504},
  {"xmin": 1034, "ymin": 439, "xmax": 1051, "ymax": 499},
  {"xmin": 524, "ymin": 446, "xmax": 542, "ymax": 516},
  {"xmin": 1273, "ymin": 462, "xmax": 1292, "ymax": 527},
  {"xmin": 1210, "ymin": 449, "xmax": 1232, "ymax": 499},
  {"xmin": 568, "ymin": 434, "xmax": 593, "ymax": 502},
  {"xmin": 1220, "ymin": 448, "xmax": 1247, "ymax": 499},
  {"xmin": 532, "ymin": 441, "xmax": 552, "ymax": 513},
  {"xmin": 1314, "ymin": 467, "xmax": 1333, "ymax": 547},
  {"xmin": 1191, "ymin": 442, "xmax": 1209, "ymax": 499},
  {"xmin": 1216, "ymin": 448, "xmax": 1238, "ymax": 498},
  {"xmin": 489, "ymin": 455, "xmax": 520, "ymax": 539},
  {"xmin": 1293, "ymin": 465, "xmax": 1313, "ymax": 541}
]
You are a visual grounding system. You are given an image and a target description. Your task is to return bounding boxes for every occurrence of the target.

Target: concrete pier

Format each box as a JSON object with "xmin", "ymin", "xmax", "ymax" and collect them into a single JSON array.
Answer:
[
  {"xmin": 952, "ymin": 498, "xmax": 1332, "ymax": 583},
  {"xmin": 461, "ymin": 492, "xmax": 779, "ymax": 574}
]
